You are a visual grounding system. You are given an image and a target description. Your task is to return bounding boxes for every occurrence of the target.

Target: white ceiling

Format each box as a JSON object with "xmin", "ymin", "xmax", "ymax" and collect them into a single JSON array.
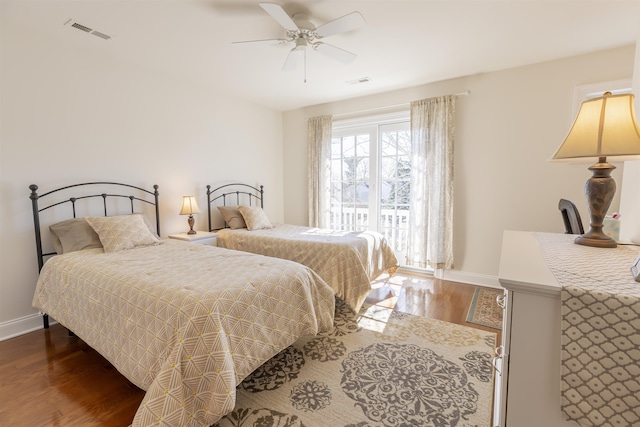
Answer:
[{"xmin": 4, "ymin": 1, "xmax": 640, "ymax": 111}]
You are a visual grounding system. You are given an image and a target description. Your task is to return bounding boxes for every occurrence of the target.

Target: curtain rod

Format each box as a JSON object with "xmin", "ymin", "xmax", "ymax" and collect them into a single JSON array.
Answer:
[{"xmin": 332, "ymin": 90, "xmax": 470, "ymax": 119}]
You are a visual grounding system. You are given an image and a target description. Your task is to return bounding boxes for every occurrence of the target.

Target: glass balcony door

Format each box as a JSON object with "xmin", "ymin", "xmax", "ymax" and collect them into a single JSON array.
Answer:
[{"xmin": 330, "ymin": 116, "xmax": 410, "ymax": 264}]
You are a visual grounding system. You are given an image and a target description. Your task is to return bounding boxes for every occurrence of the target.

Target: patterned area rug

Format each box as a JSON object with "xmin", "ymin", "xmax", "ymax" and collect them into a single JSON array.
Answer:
[
  {"xmin": 214, "ymin": 298, "xmax": 497, "ymax": 427},
  {"xmin": 466, "ymin": 288, "xmax": 503, "ymax": 329}
]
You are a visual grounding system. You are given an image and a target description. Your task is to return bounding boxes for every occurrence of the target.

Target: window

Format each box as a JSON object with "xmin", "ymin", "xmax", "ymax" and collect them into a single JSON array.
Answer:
[
  {"xmin": 331, "ymin": 112, "xmax": 410, "ymax": 263},
  {"xmin": 379, "ymin": 122, "xmax": 411, "ymax": 255}
]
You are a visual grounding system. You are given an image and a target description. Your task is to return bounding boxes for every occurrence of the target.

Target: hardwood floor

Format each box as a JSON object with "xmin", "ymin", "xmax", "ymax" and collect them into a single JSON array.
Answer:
[
  {"xmin": 368, "ymin": 270, "xmax": 502, "ymax": 343},
  {"xmin": 0, "ymin": 271, "xmax": 501, "ymax": 426}
]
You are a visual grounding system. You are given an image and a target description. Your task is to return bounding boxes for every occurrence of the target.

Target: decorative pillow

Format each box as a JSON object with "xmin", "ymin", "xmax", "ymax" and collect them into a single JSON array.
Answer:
[
  {"xmin": 49, "ymin": 218, "xmax": 103, "ymax": 254},
  {"xmin": 85, "ymin": 214, "xmax": 161, "ymax": 253},
  {"xmin": 238, "ymin": 206, "xmax": 273, "ymax": 231},
  {"xmin": 217, "ymin": 206, "xmax": 247, "ymax": 229}
]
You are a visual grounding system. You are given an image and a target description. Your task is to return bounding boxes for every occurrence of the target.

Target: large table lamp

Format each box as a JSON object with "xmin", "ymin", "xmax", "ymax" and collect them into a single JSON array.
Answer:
[
  {"xmin": 179, "ymin": 196, "xmax": 200, "ymax": 235},
  {"xmin": 552, "ymin": 92, "xmax": 640, "ymax": 248}
]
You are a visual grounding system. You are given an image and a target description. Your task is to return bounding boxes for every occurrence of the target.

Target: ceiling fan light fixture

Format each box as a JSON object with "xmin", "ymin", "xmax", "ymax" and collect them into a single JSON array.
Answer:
[{"xmin": 295, "ymin": 38, "xmax": 308, "ymax": 49}]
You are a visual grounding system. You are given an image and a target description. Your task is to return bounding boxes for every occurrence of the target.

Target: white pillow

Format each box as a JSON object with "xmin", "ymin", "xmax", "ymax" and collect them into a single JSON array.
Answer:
[
  {"xmin": 238, "ymin": 206, "xmax": 273, "ymax": 231},
  {"xmin": 85, "ymin": 214, "xmax": 161, "ymax": 253}
]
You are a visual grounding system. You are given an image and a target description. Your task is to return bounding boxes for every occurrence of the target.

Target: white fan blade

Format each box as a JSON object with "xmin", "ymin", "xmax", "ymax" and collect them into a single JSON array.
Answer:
[
  {"xmin": 314, "ymin": 42, "xmax": 357, "ymax": 64},
  {"xmin": 259, "ymin": 3, "xmax": 299, "ymax": 31},
  {"xmin": 315, "ymin": 11, "xmax": 365, "ymax": 38},
  {"xmin": 232, "ymin": 38, "xmax": 288, "ymax": 46},
  {"xmin": 282, "ymin": 47, "xmax": 304, "ymax": 71}
]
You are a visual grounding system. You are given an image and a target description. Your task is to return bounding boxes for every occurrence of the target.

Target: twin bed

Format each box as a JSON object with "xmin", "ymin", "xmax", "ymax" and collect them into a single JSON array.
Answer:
[
  {"xmin": 207, "ymin": 183, "xmax": 398, "ymax": 312},
  {"xmin": 30, "ymin": 181, "xmax": 398, "ymax": 426}
]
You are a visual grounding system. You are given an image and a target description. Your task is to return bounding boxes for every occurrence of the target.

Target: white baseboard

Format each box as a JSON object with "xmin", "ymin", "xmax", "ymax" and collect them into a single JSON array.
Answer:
[
  {"xmin": 398, "ymin": 266, "xmax": 501, "ymax": 289},
  {"xmin": 439, "ymin": 269, "xmax": 501, "ymax": 289},
  {"xmin": 0, "ymin": 313, "xmax": 52, "ymax": 342}
]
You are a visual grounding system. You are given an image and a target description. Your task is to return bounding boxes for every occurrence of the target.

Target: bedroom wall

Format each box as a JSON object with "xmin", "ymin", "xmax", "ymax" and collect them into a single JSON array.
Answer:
[
  {"xmin": 282, "ymin": 44, "xmax": 637, "ymax": 287},
  {"xmin": 0, "ymin": 19, "xmax": 285, "ymax": 338}
]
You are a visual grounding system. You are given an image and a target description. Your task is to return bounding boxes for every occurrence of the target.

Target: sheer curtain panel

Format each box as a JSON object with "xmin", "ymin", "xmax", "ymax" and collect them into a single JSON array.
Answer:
[
  {"xmin": 407, "ymin": 96, "xmax": 456, "ymax": 270},
  {"xmin": 308, "ymin": 115, "xmax": 332, "ymax": 228}
]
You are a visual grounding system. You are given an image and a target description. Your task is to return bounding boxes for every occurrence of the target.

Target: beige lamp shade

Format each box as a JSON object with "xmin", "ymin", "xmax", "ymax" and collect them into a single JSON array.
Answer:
[
  {"xmin": 179, "ymin": 196, "xmax": 201, "ymax": 215},
  {"xmin": 552, "ymin": 93, "xmax": 640, "ymax": 162}
]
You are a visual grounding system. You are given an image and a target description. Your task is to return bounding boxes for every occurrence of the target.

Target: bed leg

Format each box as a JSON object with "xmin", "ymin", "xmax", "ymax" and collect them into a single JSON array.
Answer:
[{"xmin": 43, "ymin": 313, "xmax": 49, "ymax": 329}]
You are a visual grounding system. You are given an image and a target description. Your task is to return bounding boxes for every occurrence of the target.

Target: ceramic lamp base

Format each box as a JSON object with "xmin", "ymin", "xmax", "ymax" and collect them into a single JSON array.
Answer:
[
  {"xmin": 577, "ymin": 158, "xmax": 617, "ymax": 248},
  {"xmin": 187, "ymin": 214, "xmax": 196, "ymax": 234},
  {"xmin": 575, "ymin": 233, "xmax": 617, "ymax": 248}
]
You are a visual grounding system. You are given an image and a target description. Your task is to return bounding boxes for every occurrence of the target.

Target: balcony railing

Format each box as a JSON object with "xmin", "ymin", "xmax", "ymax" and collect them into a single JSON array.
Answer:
[{"xmin": 330, "ymin": 207, "xmax": 409, "ymax": 252}]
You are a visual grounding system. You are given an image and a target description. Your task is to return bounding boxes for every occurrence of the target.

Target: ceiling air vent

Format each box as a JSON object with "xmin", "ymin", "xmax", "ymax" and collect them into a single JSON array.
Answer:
[
  {"xmin": 90, "ymin": 31, "xmax": 111, "ymax": 40},
  {"xmin": 71, "ymin": 22, "xmax": 92, "ymax": 33},
  {"xmin": 64, "ymin": 19, "xmax": 112, "ymax": 40},
  {"xmin": 346, "ymin": 77, "xmax": 371, "ymax": 85}
]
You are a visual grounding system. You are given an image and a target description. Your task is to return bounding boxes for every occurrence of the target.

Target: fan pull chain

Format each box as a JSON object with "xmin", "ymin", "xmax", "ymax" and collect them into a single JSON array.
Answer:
[{"xmin": 304, "ymin": 48, "xmax": 307, "ymax": 83}]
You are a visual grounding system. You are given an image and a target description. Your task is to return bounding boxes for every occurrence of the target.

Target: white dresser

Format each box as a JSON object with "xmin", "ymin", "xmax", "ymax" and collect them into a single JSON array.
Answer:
[{"xmin": 493, "ymin": 230, "xmax": 577, "ymax": 427}]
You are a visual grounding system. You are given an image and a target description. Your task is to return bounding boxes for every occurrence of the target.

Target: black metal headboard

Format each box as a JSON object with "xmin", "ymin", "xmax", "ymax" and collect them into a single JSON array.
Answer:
[
  {"xmin": 30, "ymin": 182, "xmax": 160, "ymax": 272},
  {"xmin": 206, "ymin": 183, "xmax": 263, "ymax": 231}
]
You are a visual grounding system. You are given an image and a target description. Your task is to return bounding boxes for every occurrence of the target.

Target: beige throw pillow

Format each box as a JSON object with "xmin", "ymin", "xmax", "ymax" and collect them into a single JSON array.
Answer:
[
  {"xmin": 49, "ymin": 217, "xmax": 103, "ymax": 254},
  {"xmin": 86, "ymin": 214, "xmax": 161, "ymax": 253},
  {"xmin": 217, "ymin": 206, "xmax": 247, "ymax": 229},
  {"xmin": 238, "ymin": 206, "xmax": 272, "ymax": 231}
]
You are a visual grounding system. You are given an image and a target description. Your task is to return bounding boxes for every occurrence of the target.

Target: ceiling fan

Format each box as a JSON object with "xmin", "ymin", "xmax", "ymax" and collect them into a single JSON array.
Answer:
[{"xmin": 233, "ymin": 2, "xmax": 365, "ymax": 76}]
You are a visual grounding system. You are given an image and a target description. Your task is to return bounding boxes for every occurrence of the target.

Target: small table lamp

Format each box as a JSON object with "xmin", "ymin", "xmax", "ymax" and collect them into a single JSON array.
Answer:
[
  {"xmin": 179, "ymin": 196, "xmax": 201, "ymax": 235},
  {"xmin": 552, "ymin": 92, "xmax": 640, "ymax": 248}
]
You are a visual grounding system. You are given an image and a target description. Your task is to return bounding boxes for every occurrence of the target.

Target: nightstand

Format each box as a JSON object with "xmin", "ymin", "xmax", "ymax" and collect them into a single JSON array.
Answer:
[{"xmin": 168, "ymin": 231, "xmax": 217, "ymax": 246}]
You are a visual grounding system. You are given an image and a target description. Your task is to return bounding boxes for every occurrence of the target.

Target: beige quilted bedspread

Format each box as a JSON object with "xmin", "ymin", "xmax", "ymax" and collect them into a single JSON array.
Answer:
[
  {"xmin": 216, "ymin": 224, "xmax": 399, "ymax": 312},
  {"xmin": 32, "ymin": 240, "xmax": 335, "ymax": 427}
]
